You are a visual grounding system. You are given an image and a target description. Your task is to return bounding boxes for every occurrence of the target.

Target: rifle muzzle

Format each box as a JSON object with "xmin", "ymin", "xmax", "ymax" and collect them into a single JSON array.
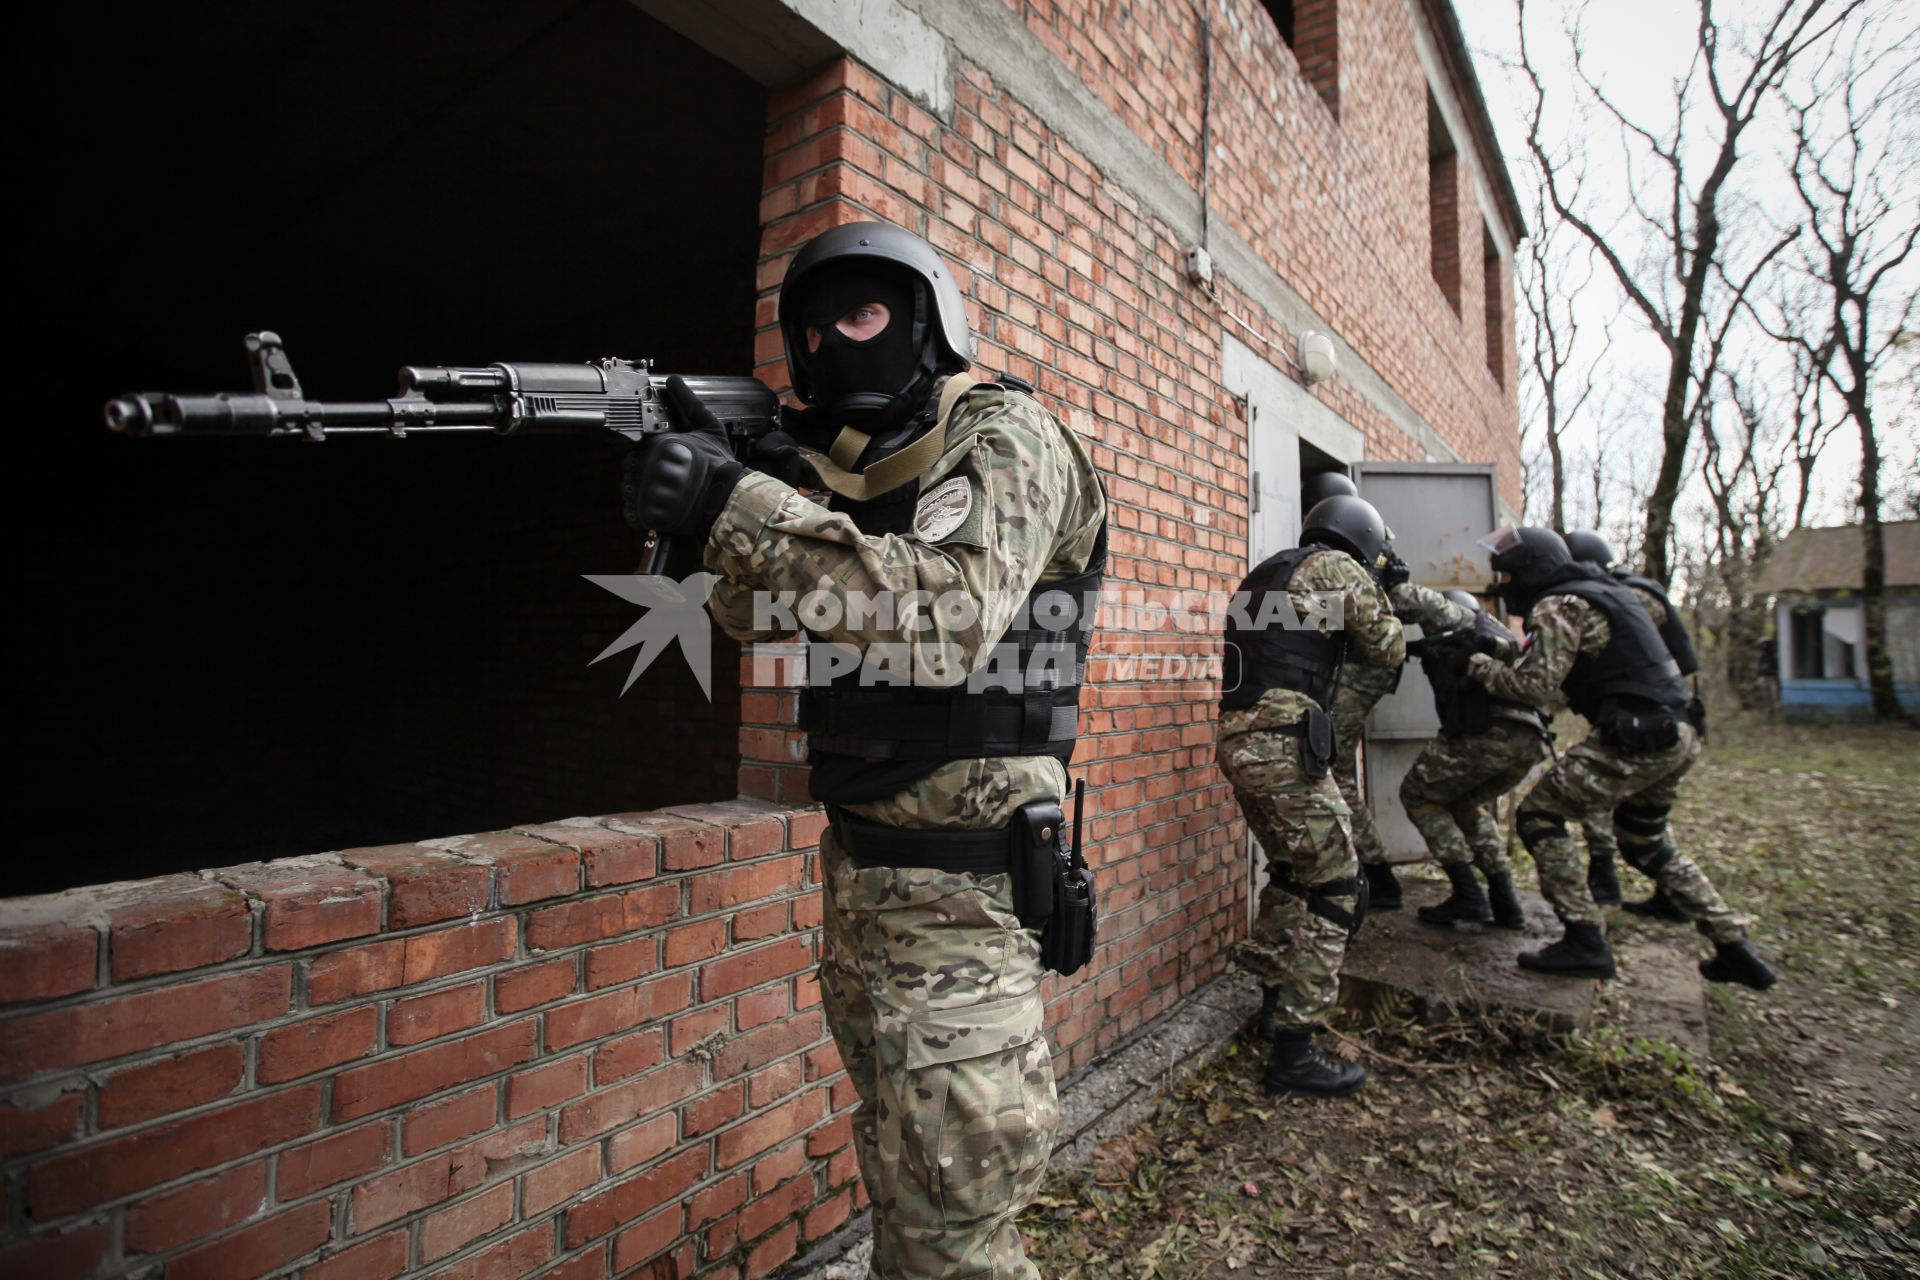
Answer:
[{"xmin": 104, "ymin": 395, "xmax": 159, "ymax": 436}]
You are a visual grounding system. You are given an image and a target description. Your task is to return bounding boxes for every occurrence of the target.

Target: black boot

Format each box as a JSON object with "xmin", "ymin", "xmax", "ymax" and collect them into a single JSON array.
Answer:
[
  {"xmin": 1256, "ymin": 985, "xmax": 1280, "ymax": 1040},
  {"xmin": 1587, "ymin": 855, "xmax": 1623, "ymax": 908},
  {"xmin": 1418, "ymin": 863, "xmax": 1492, "ymax": 926},
  {"xmin": 1484, "ymin": 870, "xmax": 1527, "ymax": 930},
  {"xmin": 1363, "ymin": 861, "xmax": 1403, "ymax": 911},
  {"xmin": 1622, "ymin": 888, "xmax": 1690, "ymax": 924},
  {"xmin": 1264, "ymin": 1028, "xmax": 1367, "ymax": 1098},
  {"xmin": 1517, "ymin": 922, "xmax": 1616, "ymax": 979},
  {"xmin": 1699, "ymin": 939, "xmax": 1777, "ymax": 991}
]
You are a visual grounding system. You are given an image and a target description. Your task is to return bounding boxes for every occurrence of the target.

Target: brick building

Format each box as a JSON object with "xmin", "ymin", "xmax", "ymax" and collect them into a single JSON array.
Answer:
[{"xmin": 3, "ymin": 1, "xmax": 1523, "ymax": 1277}]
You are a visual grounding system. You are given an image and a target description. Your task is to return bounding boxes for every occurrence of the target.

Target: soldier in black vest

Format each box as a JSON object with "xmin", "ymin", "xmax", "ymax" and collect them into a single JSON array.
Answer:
[
  {"xmin": 1219, "ymin": 496, "xmax": 1405, "ymax": 1097},
  {"xmin": 629, "ymin": 221, "xmax": 1106, "ymax": 1279},
  {"xmin": 1566, "ymin": 529, "xmax": 1700, "ymax": 923},
  {"xmin": 1466, "ymin": 528, "xmax": 1774, "ymax": 989},
  {"xmin": 1400, "ymin": 589, "xmax": 1549, "ymax": 928}
]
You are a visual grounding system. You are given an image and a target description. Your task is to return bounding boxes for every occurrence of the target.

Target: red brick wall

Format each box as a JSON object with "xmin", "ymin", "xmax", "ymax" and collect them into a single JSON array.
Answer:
[
  {"xmin": 1025, "ymin": 0, "xmax": 1522, "ymax": 508},
  {"xmin": 0, "ymin": 806, "xmax": 847, "ymax": 1280}
]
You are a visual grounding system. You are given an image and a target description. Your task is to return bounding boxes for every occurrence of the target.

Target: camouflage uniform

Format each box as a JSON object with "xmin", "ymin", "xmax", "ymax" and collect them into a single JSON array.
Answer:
[
  {"xmin": 1220, "ymin": 549, "xmax": 1404, "ymax": 1027},
  {"xmin": 1470, "ymin": 596, "xmax": 1747, "ymax": 943},
  {"xmin": 1390, "ymin": 586, "xmax": 1541, "ymax": 876},
  {"xmin": 1400, "ymin": 720, "xmax": 1541, "ymax": 874},
  {"xmin": 705, "ymin": 380, "xmax": 1104, "ymax": 1280},
  {"xmin": 1579, "ymin": 584, "xmax": 1665, "ymax": 881},
  {"xmin": 1331, "ymin": 662, "xmax": 1398, "ymax": 867}
]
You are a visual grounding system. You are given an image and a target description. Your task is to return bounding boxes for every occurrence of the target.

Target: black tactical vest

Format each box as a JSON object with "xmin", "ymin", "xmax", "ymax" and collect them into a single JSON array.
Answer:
[
  {"xmin": 1417, "ymin": 609, "xmax": 1545, "ymax": 739},
  {"xmin": 1615, "ymin": 572, "xmax": 1701, "ymax": 676},
  {"xmin": 798, "ymin": 388, "xmax": 1106, "ymax": 805},
  {"xmin": 1540, "ymin": 577, "xmax": 1688, "ymax": 720},
  {"xmin": 1219, "ymin": 547, "xmax": 1347, "ymax": 711}
]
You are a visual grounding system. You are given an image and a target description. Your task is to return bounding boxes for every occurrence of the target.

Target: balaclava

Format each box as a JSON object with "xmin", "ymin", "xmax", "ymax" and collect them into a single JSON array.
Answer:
[{"xmin": 795, "ymin": 264, "xmax": 925, "ymax": 426}]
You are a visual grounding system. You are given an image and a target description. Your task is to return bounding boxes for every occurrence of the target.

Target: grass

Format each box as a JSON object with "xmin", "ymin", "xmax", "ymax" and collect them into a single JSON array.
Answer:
[{"xmin": 1020, "ymin": 719, "xmax": 1920, "ymax": 1278}]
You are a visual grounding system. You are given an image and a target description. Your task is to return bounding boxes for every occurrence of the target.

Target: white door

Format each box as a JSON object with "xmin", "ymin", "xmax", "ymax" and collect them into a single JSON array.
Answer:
[
  {"xmin": 1225, "ymin": 336, "xmax": 1365, "ymax": 923},
  {"xmin": 1350, "ymin": 462, "xmax": 1500, "ymax": 859}
]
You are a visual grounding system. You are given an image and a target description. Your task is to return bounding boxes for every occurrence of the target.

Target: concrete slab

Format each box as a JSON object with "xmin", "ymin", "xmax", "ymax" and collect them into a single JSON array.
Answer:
[
  {"xmin": 1340, "ymin": 875, "xmax": 1596, "ymax": 1032},
  {"xmin": 1612, "ymin": 929, "xmax": 1712, "ymax": 1058},
  {"xmin": 1342, "ymin": 875, "xmax": 1708, "ymax": 1056}
]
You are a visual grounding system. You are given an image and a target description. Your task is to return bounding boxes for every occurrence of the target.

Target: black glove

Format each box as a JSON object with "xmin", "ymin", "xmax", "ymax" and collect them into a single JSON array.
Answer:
[
  {"xmin": 748, "ymin": 428, "xmax": 820, "ymax": 489},
  {"xmin": 623, "ymin": 376, "xmax": 744, "ymax": 538},
  {"xmin": 1377, "ymin": 548, "xmax": 1411, "ymax": 590}
]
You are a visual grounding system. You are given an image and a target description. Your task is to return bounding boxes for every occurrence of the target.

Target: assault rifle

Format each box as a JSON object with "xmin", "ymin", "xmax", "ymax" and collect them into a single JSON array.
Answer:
[{"xmin": 105, "ymin": 331, "xmax": 782, "ymax": 572}]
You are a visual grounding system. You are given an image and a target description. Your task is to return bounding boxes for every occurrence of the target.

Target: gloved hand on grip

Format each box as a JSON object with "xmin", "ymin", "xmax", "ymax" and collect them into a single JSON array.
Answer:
[
  {"xmin": 1376, "ymin": 547, "xmax": 1411, "ymax": 590},
  {"xmin": 747, "ymin": 426, "xmax": 822, "ymax": 490},
  {"xmin": 623, "ymin": 376, "xmax": 744, "ymax": 538}
]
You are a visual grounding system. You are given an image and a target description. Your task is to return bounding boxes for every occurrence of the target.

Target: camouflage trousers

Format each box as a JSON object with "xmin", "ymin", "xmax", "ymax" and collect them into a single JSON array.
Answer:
[
  {"xmin": 1399, "ymin": 720, "xmax": 1547, "ymax": 875},
  {"xmin": 1515, "ymin": 723, "xmax": 1748, "ymax": 942},
  {"xmin": 1581, "ymin": 815, "xmax": 1619, "ymax": 863},
  {"xmin": 1219, "ymin": 710, "xmax": 1356, "ymax": 1029},
  {"xmin": 1333, "ymin": 707, "xmax": 1389, "ymax": 867},
  {"xmin": 818, "ymin": 825, "xmax": 1056, "ymax": 1280}
]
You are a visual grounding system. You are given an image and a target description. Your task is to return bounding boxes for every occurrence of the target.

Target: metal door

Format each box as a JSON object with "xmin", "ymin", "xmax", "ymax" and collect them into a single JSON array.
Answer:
[{"xmin": 1351, "ymin": 462, "xmax": 1500, "ymax": 859}]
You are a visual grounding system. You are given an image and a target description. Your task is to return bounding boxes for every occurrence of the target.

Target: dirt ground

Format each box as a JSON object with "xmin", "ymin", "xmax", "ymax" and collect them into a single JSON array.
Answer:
[{"xmin": 1021, "ymin": 720, "xmax": 1920, "ymax": 1279}]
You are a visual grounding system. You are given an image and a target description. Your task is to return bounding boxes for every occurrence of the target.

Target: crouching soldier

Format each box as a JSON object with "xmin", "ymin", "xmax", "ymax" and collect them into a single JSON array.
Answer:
[
  {"xmin": 1300, "ymin": 473, "xmax": 1408, "ymax": 913},
  {"xmin": 1565, "ymin": 529, "xmax": 1700, "ymax": 922},
  {"xmin": 1468, "ymin": 528, "xmax": 1775, "ymax": 990},
  {"xmin": 1399, "ymin": 588, "xmax": 1547, "ymax": 929},
  {"xmin": 1219, "ymin": 496, "xmax": 1405, "ymax": 1097}
]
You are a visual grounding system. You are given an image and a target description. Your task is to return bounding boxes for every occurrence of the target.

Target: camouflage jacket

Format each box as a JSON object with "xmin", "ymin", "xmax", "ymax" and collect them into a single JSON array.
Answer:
[
  {"xmin": 1224, "ymin": 547, "xmax": 1404, "ymax": 737},
  {"xmin": 703, "ymin": 378, "xmax": 1106, "ymax": 829},
  {"xmin": 1468, "ymin": 593, "xmax": 1609, "ymax": 707}
]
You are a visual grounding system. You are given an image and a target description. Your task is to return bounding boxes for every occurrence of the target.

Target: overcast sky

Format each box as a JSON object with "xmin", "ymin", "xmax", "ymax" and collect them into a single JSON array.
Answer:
[{"xmin": 1454, "ymin": 0, "xmax": 1918, "ymax": 541}]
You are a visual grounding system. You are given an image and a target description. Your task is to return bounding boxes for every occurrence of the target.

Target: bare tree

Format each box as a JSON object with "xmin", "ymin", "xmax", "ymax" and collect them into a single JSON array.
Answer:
[
  {"xmin": 1697, "ymin": 369, "xmax": 1791, "ymax": 705},
  {"xmin": 1764, "ymin": 24, "xmax": 1919, "ymax": 720},
  {"xmin": 1783, "ymin": 335, "xmax": 1842, "ymax": 529},
  {"xmin": 1518, "ymin": 180, "xmax": 1611, "ymax": 531},
  {"xmin": 1517, "ymin": 0, "xmax": 1855, "ymax": 584}
]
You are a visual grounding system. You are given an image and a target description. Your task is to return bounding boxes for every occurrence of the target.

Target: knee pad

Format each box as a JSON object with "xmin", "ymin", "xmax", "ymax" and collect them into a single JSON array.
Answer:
[
  {"xmin": 1301, "ymin": 874, "xmax": 1365, "ymax": 938},
  {"xmin": 1621, "ymin": 840, "xmax": 1677, "ymax": 877},
  {"xmin": 1516, "ymin": 809, "xmax": 1568, "ymax": 852},
  {"xmin": 1614, "ymin": 803, "xmax": 1670, "ymax": 842}
]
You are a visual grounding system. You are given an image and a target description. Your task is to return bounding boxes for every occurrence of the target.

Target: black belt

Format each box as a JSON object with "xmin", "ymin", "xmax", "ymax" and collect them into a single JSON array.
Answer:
[{"xmin": 829, "ymin": 808, "xmax": 1014, "ymax": 874}]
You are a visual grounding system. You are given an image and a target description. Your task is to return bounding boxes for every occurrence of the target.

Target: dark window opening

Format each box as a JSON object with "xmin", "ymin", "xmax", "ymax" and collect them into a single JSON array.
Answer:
[
  {"xmin": 19, "ymin": 0, "xmax": 768, "ymax": 896},
  {"xmin": 1263, "ymin": 0, "xmax": 1296, "ymax": 48},
  {"xmin": 1483, "ymin": 226, "xmax": 1508, "ymax": 388},
  {"xmin": 1428, "ymin": 90, "xmax": 1462, "ymax": 315},
  {"xmin": 1788, "ymin": 606, "xmax": 1856, "ymax": 679},
  {"xmin": 1262, "ymin": 0, "xmax": 1341, "ymax": 116},
  {"xmin": 1436, "ymin": 90, "xmax": 1459, "ymax": 314},
  {"xmin": 1790, "ymin": 610, "xmax": 1824, "ymax": 678}
]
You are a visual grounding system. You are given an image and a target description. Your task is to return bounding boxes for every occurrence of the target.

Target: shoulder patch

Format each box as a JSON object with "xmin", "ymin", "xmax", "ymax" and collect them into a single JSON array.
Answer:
[{"xmin": 913, "ymin": 476, "xmax": 974, "ymax": 542}]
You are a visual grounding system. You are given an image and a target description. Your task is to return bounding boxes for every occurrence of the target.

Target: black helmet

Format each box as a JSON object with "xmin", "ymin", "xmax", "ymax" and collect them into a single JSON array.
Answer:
[
  {"xmin": 778, "ymin": 221, "xmax": 974, "ymax": 408},
  {"xmin": 1301, "ymin": 471, "xmax": 1357, "ymax": 511},
  {"xmin": 1301, "ymin": 495, "xmax": 1389, "ymax": 569},
  {"xmin": 1564, "ymin": 530, "xmax": 1617, "ymax": 568},
  {"xmin": 1477, "ymin": 526, "xmax": 1575, "ymax": 613},
  {"xmin": 1443, "ymin": 589, "xmax": 1481, "ymax": 612}
]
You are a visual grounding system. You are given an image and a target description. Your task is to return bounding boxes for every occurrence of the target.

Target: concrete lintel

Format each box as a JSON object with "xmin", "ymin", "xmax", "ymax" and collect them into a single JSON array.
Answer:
[
  {"xmin": 630, "ymin": 0, "xmax": 949, "ymax": 110},
  {"xmin": 627, "ymin": 0, "xmax": 839, "ymax": 87}
]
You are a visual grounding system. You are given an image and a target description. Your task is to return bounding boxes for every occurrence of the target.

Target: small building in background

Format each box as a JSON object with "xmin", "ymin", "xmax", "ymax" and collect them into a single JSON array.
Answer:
[{"xmin": 1757, "ymin": 520, "xmax": 1920, "ymax": 721}]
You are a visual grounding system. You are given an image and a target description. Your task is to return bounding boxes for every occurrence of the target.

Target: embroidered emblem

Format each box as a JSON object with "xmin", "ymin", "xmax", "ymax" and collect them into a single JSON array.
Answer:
[{"xmin": 913, "ymin": 476, "xmax": 973, "ymax": 541}]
